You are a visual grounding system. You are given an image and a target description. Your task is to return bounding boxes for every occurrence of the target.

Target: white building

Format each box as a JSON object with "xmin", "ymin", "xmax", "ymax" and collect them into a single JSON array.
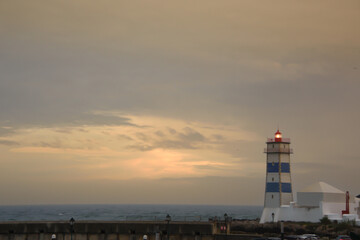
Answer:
[{"xmin": 260, "ymin": 131, "xmax": 360, "ymax": 225}]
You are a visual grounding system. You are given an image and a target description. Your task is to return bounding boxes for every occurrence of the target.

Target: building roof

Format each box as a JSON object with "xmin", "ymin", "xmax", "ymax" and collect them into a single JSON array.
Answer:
[{"xmin": 300, "ymin": 181, "xmax": 344, "ymax": 193}]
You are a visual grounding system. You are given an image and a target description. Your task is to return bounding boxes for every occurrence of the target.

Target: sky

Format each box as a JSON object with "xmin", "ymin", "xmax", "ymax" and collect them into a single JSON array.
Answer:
[{"xmin": 0, "ymin": 0, "xmax": 359, "ymax": 205}]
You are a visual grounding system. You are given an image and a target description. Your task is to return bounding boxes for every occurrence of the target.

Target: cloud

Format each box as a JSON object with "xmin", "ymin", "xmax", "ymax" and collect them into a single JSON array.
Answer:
[
  {"xmin": 84, "ymin": 111, "xmax": 145, "ymax": 127},
  {"xmin": 0, "ymin": 0, "xmax": 359, "ymax": 205},
  {"xmin": 0, "ymin": 126, "xmax": 17, "ymax": 136},
  {"xmin": 152, "ymin": 127, "xmax": 206, "ymax": 150},
  {"xmin": 0, "ymin": 139, "xmax": 19, "ymax": 146},
  {"xmin": 128, "ymin": 127, "xmax": 210, "ymax": 151},
  {"xmin": 3, "ymin": 114, "xmax": 256, "ymax": 182},
  {"xmin": 127, "ymin": 144, "xmax": 155, "ymax": 152},
  {"xmin": 179, "ymin": 127, "xmax": 205, "ymax": 142},
  {"xmin": 118, "ymin": 134, "xmax": 133, "ymax": 141}
]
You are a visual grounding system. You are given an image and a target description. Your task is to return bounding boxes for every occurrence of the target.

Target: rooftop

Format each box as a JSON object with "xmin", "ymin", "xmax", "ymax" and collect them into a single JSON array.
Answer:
[{"xmin": 300, "ymin": 181, "xmax": 344, "ymax": 193}]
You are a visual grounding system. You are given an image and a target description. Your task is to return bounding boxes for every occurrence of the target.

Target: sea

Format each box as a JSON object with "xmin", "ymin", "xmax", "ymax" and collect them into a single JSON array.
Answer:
[{"xmin": 0, "ymin": 205, "xmax": 262, "ymax": 222}]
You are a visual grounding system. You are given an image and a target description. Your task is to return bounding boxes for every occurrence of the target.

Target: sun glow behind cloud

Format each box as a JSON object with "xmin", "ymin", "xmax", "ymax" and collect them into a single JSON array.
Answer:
[{"xmin": 3, "ymin": 113, "xmax": 260, "ymax": 181}]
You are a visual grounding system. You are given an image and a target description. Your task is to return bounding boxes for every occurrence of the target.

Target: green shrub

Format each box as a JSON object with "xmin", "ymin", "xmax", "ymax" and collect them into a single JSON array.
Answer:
[
  {"xmin": 334, "ymin": 220, "xmax": 354, "ymax": 232},
  {"xmin": 320, "ymin": 216, "xmax": 332, "ymax": 225}
]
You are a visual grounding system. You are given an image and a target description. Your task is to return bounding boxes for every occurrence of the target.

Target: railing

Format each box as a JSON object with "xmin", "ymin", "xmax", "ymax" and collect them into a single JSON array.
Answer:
[
  {"xmin": 124, "ymin": 215, "xmax": 206, "ymax": 221},
  {"xmin": 264, "ymin": 148, "xmax": 293, "ymax": 154},
  {"xmin": 267, "ymin": 138, "xmax": 291, "ymax": 143}
]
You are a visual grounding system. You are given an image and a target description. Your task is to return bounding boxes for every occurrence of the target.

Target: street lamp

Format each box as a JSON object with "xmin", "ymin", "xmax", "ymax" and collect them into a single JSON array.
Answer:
[
  {"xmin": 280, "ymin": 221, "xmax": 284, "ymax": 240},
  {"xmin": 165, "ymin": 214, "xmax": 171, "ymax": 240},
  {"xmin": 223, "ymin": 214, "xmax": 228, "ymax": 235},
  {"xmin": 69, "ymin": 217, "xmax": 75, "ymax": 240}
]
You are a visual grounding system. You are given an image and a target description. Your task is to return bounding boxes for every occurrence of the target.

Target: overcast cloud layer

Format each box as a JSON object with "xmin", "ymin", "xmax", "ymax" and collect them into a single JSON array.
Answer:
[{"xmin": 0, "ymin": 0, "xmax": 359, "ymax": 205}]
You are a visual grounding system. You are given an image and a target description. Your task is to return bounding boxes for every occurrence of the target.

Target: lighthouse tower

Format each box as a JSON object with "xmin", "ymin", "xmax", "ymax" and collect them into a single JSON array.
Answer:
[{"xmin": 260, "ymin": 130, "xmax": 293, "ymax": 223}]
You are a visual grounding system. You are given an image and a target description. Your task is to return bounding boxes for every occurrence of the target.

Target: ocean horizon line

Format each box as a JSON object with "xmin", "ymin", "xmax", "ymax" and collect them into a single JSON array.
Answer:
[{"xmin": 0, "ymin": 204, "xmax": 262, "ymax": 221}]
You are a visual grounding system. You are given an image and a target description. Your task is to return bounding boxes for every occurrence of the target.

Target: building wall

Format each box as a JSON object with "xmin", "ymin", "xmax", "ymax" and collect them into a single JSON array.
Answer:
[
  {"xmin": 1, "ymin": 233, "xmax": 216, "ymax": 240},
  {"xmin": 297, "ymin": 192, "xmax": 323, "ymax": 207},
  {"xmin": 264, "ymin": 142, "xmax": 293, "ymax": 209},
  {"xmin": 322, "ymin": 202, "xmax": 357, "ymax": 217},
  {"xmin": 261, "ymin": 198, "xmax": 360, "ymax": 224},
  {"xmin": 0, "ymin": 222, "xmax": 216, "ymax": 240},
  {"xmin": 265, "ymin": 193, "xmax": 280, "ymax": 208},
  {"xmin": 280, "ymin": 154, "xmax": 290, "ymax": 163},
  {"xmin": 267, "ymin": 143, "xmax": 289, "ymax": 152},
  {"xmin": 323, "ymin": 193, "xmax": 348, "ymax": 203},
  {"xmin": 281, "ymin": 193, "xmax": 293, "ymax": 206},
  {"xmin": 266, "ymin": 173, "xmax": 279, "ymax": 183},
  {"xmin": 278, "ymin": 204, "xmax": 323, "ymax": 222},
  {"xmin": 260, "ymin": 207, "xmax": 280, "ymax": 223},
  {"xmin": 267, "ymin": 154, "xmax": 279, "ymax": 163},
  {"xmin": 280, "ymin": 174, "xmax": 291, "ymax": 184},
  {"xmin": 265, "ymin": 151, "xmax": 280, "ymax": 208}
]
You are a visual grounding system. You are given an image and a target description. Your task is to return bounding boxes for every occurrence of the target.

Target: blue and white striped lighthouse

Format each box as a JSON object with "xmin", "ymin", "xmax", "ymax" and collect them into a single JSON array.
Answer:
[{"xmin": 260, "ymin": 130, "xmax": 293, "ymax": 222}]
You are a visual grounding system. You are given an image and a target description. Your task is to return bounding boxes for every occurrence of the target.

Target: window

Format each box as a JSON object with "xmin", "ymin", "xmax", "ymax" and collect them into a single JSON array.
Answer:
[
  {"xmin": 272, "ymin": 195, "xmax": 274, "ymax": 199},
  {"xmin": 272, "ymin": 177, "xmax": 274, "ymax": 182}
]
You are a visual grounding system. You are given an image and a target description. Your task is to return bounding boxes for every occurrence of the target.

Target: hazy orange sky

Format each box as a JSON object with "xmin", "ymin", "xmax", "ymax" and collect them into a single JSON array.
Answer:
[{"xmin": 0, "ymin": 0, "xmax": 359, "ymax": 205}]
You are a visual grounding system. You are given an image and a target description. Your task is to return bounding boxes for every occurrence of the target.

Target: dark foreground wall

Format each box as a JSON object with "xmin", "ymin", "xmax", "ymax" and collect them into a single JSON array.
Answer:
[{"xmin": 0, "ymin": 221, "xmax": 237, "ymax": 240}]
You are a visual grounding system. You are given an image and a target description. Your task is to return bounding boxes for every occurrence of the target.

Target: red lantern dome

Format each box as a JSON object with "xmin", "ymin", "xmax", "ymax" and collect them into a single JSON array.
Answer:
[{"xmin": 275, "ymin": 130, "xmax": 282, "ymax": 142}]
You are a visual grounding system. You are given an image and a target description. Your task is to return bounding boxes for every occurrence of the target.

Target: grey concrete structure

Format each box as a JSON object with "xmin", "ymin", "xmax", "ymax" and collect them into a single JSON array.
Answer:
[{"xmin": 0, "ymin": 221, "xmax": 235, "ymax": 240}]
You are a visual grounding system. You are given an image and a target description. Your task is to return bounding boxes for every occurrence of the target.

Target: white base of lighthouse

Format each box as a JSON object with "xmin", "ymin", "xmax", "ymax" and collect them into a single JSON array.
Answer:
[
  {"xmin": 260, "ymin": 203, "xmax": 323, "ymax": 223},
  {"xmin": 260, "ymin": 207, "xmax": 281, "ymax": 223}
]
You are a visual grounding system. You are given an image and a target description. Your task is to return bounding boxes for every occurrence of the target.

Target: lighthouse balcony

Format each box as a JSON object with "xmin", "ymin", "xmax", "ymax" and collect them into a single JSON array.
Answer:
[
  {"xmin": 264, "ymin": 148, "xmax": 293, "ymax": 153},
  {"xmin": 267, "ymin": 138, "xmax": 290, "ymax": 143}
]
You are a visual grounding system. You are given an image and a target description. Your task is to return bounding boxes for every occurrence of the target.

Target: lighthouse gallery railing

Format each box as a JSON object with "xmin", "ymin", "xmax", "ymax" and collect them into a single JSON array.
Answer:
[{"xmin": 264, "ymin": 148, "xmax": 293, "ymax": 153}]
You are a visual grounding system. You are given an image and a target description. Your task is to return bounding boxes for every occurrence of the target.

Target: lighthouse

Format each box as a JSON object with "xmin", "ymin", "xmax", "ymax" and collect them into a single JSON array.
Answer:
[
  {"xmin": 260, "ymin": 130, "xmax": 294, "ymax": 223},
  {"xmin": 259, "ymin": 130, "xmax": 360, "ymax": 224}
]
